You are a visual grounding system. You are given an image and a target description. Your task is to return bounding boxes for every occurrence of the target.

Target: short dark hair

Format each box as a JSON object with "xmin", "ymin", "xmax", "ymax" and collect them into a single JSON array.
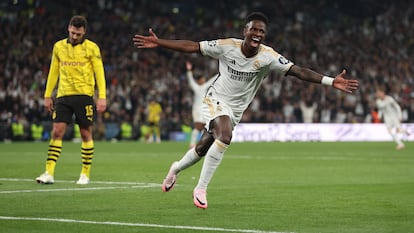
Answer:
[
  {"xmin": 69, "ymin": 15, "xmax": 88, "ymax": 29},
  {"xmin": 246, "ymin": 12, "xmax": 268, "ymax": 25}
]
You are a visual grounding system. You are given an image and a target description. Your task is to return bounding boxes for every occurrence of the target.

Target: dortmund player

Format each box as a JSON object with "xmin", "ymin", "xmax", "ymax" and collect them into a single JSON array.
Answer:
[
  {"xmin": 36, "ymin": 15, "xmax": 107, "ymax": 185},
  {"xmin": 146, "ymin": 97, "xmax": 163, "ymax": 143}
]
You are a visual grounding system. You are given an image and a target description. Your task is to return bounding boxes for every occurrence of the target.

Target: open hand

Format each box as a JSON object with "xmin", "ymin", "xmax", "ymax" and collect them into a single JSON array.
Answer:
[
  {"xmin": 333, "ymin": 70, "xmax": 359, "ymax": 93},
  {"xmin": 133, "ymin": 28, "xmax": 159, "ymax": 49}
]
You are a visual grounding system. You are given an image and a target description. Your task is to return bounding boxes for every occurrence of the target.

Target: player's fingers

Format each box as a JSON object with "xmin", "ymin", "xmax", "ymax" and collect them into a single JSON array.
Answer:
[
  {"xmin": 349, "ymin": 80, "xmax": 359, "ymax": 87},
  {"xmin": 132, "ymin": 36, "xmax": 143, "ymax": 42},
  {"xmin": 97, "ymin": 106, "xmax": 105, "ymax": 113}
]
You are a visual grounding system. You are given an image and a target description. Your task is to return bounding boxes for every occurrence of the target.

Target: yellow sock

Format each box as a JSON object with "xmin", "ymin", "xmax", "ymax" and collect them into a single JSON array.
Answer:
[
  {"xmin": 155, "ymin": 126, "xmax": 161, "ymax": 138},
  {"xmin": 80, "ymin": 140, "xmax": 94, "ymax": 177},
  {"xmin": 45, "ymin": 139, "xmax": 62, "ymax": 176}
]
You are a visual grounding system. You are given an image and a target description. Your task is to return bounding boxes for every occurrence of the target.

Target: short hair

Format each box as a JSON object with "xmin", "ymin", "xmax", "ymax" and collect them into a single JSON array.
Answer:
[
  {"xmin": 69, "ymin": 15, "xmax": 87, "ymax": 29},
  {"xmin": 376, "ymin": 85, "xmax": 386, "ymax": 93},
  {"xmin": 246, "ymin": 12, "xmax": 268, "ymax": 26}
]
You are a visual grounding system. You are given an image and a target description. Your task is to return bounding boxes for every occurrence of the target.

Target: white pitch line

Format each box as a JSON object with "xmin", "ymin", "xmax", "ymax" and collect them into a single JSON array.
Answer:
[
  {"xmin": 0, "ymin": 185, "xmax": 158, "ymax": 194},
  {"xmin": 0, "ymin": 178, "xmax": 158, "ymax": 186},
  {"xmin": 227, "ymin": 154, "xmax": 413, "ymax": 162},
  {"xmin": 0, "ymin": 177, "xmax": 160, "ymax": 194},
  {"xmin": 0, "ymin": 216, "xmax": 294, "ymax": 233}
]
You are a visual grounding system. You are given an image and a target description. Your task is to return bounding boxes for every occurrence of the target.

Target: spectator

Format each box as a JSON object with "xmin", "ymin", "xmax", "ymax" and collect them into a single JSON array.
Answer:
[
  {"xmin": 30, "ymin": 118, "xmax": 44, "ymax": 141},
  {"xmin": 300, "ymin": 99, "xmax": 318, "ymax": 123},
  {"xmin": 1, "ymin": 0, "xmax": 413, "ymax": 142}
]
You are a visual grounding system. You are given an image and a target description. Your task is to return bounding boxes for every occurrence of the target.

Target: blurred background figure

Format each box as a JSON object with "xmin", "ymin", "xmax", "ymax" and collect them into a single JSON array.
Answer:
[
  {"xmin": 146, "ymin": 96, "xmax": 163, "ymax": 143},
  {"xmin": 376, "ymin": 86, "xmax": 410, "ymax": 150},
  {"xmin": 185, "ymin": 61, "xmax": 215, "ymax": 148}
]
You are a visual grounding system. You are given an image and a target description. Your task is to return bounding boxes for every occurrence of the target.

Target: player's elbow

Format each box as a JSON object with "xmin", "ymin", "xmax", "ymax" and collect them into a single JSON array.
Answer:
[{"xmin": 179, "ymin": 41, "xmax": 200, "ymax": 53}]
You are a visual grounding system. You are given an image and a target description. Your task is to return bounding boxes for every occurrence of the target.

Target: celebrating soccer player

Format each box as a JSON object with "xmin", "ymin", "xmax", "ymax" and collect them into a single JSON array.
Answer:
[{"xmin": 133, "ymin": 12, "xmax": 358, "ymax": 209}]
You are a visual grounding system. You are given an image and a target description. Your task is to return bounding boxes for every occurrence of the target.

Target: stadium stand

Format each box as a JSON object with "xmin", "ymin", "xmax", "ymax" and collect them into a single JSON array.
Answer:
[{"xmin": 0, "ymin": 0, "xmax": 413, "ymax": 141}]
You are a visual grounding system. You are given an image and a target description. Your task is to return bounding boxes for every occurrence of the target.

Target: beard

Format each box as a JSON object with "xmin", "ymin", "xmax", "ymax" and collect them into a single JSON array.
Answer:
[{"xmin": 69, "ymin": 37, "xmax": 85, "ymax": 46}]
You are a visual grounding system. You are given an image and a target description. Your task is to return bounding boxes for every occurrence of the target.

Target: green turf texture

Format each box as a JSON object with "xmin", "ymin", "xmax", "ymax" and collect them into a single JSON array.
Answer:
[{"xmin": 0, "ymin": 141, "xmax": 413, "ymax": 233}]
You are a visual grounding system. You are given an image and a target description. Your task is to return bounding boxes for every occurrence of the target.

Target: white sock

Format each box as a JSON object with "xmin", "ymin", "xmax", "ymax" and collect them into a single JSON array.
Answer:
[
  {"xmin": 391, "ymin": 132, "xmax": 404, "ymax": 146},
  {"xmin": 398, "ymin": 127, "xmax": 410, "ymax": 136},
  {"xmin": 174, "ymin": 147, "xmax": 201, "ymax": 173},
  {"xmin": 195, "ymin": 140, "xmax": 228, "ymax": 190},
  {"xmin": 190, "ymin": 129, "xmax": 200, "ymax": 146}
]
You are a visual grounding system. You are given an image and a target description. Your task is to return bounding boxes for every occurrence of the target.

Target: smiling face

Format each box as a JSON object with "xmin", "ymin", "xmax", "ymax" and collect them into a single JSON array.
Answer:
[{"xmin": 242, "ymin": 20, "xmax": 267, "ymax": 57}]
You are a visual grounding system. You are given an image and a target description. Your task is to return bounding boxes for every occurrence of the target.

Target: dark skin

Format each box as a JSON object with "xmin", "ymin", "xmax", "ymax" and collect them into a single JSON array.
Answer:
[{"xmin": 133, "ymin": 19, "xmax": 359, "ymax": 156}]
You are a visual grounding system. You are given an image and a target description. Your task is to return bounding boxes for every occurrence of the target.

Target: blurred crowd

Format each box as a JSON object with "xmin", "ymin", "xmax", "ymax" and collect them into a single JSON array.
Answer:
[{"xmin": 1, "ymin": 0, "xmax": 413, "ymax": 141}]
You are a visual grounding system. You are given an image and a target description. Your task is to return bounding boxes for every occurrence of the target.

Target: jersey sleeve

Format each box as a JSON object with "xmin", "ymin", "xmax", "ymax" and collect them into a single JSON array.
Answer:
[
  {"xmin": 199, "ymin": 39, "xmax": 227, "ymax": 59},
  {"xmin": 44, "ymin": 44, "xmax": 60, "ymax": 98},
  {"xmin": 268, "ymin": 49, "xmax": 294, "ymax": 76},
  {"xmin": 186, "ymin": 71, "xmax": 198, "ymax": 90},
  {"xmin": 90, "ymin": 43, "xmax": 106, "ymax": 99}
]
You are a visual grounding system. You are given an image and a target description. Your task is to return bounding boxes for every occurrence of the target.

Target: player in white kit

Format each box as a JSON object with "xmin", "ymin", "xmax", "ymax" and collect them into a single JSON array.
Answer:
[
  {"xmin": 376, "ymin": 87, "xmax": 410, "ymax": 150},
  {"xmin": 185, "ymin": 61, "xmax": 215, "ymax": 148},
  {"xmin": 133, "ymin": 12, "xmax": 359, "ymax": 209}
]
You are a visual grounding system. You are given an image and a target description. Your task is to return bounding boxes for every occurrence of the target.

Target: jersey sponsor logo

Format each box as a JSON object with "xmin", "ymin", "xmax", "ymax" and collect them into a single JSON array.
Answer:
[
  {"xmin": 278, "ymin": 56, "xmax": 290, "ymax": 65},
  {"xmin": 227, "ymin": 66, "xmax": 257, "ymax": 82},
  {"xmin": 60, "ymin": 61, "xmax": 86, "ymax": 67}
]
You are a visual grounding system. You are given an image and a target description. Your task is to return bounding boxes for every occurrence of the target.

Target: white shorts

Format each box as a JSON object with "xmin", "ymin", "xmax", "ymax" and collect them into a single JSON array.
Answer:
[
  {"xmin": 384, "ymin": 117, "xmax": 400, "ymax": 129},
  {"xmin": 192, "ymin": 106, "xmax": 204, "ymax": 123},
  {"xmin": 201, "ymin": 96, "xmax": 243, "ymax": 130}
]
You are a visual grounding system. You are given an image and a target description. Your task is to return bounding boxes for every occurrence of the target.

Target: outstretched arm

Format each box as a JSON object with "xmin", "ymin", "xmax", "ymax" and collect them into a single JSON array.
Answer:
[
  {"xmin": 287, "ymin": 65, "xmax": 359, "ymax": 94},
  {"xmin": 186, "ymin": 61, "xmax": 198, "ymax": 89},
  {"xmin": 133, "ymin": 28, "xmax": 200, "ymax": 53}
]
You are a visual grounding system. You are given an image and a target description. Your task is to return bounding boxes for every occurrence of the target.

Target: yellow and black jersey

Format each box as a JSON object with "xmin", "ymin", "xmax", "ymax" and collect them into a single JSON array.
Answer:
[
  {"xmin": 44, "ymin": 38, "xmax": 106, "ymax": 99},
  {"xmin": 147, "ymin": 102, "xmax": 162, "ymax": 123}
]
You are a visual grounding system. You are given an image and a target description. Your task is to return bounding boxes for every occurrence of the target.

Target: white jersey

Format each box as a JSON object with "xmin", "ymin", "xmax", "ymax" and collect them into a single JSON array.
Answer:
[
  {"xmin": 187, "ymin": 70, "xmax": 215, "ymax": 122},
  {"xmin": 376, "ymin": 95, "xmax": 402, "ymax": 128},
  {"xmin": 199, "ymin": 38, "xmax": 293, "ymax": 125},
  {"xmin": 187, "ymin": 71, "xmax": 215, "ymax": 110}
]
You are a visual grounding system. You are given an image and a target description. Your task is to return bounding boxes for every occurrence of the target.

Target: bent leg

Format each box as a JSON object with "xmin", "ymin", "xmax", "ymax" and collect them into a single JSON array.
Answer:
[{"xmin": 195, "ymin": 115, "xmax": 232, "ymax": 190}]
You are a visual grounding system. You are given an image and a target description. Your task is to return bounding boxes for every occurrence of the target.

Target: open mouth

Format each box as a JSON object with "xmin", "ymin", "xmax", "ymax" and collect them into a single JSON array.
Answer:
[{"xmin": 251, "ymin": 37, "xmax": 261, "ymax": 47}]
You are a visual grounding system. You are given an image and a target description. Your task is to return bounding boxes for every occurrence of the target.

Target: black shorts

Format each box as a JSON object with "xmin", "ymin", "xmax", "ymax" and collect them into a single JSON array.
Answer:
[
  {"xmin": 53, "ymin": 95, "xmax": 95, "ymax": 127},
  {"xmin": 147, "ymin": 121, "xmax": 159, "ymax": 127}
]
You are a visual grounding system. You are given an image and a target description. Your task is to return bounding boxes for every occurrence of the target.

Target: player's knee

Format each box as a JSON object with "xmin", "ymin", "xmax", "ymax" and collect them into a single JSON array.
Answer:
[
  {"xmin": 52, "ymin": 126, "xmax": 66, "ymax": 139},
  {"xmin": 195, "ymin": 143, "xmax": 209, "ymax": 157},
  {"xmin": 215, "ymin": 131, "xmax": 232, "ymax": 145},
  {"xmin": 217, "ymin": 135, "xmax": 232, "ymax": 145},
  {"xmin": 195, "ymin": 137, "xmax": 216, "ymax": 157}
]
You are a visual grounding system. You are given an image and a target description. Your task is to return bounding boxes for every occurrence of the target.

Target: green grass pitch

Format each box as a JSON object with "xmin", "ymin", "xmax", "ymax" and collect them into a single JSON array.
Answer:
[{"xmin": 0, "ymin": 141, "xmax": 413, "ymax": 233}]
